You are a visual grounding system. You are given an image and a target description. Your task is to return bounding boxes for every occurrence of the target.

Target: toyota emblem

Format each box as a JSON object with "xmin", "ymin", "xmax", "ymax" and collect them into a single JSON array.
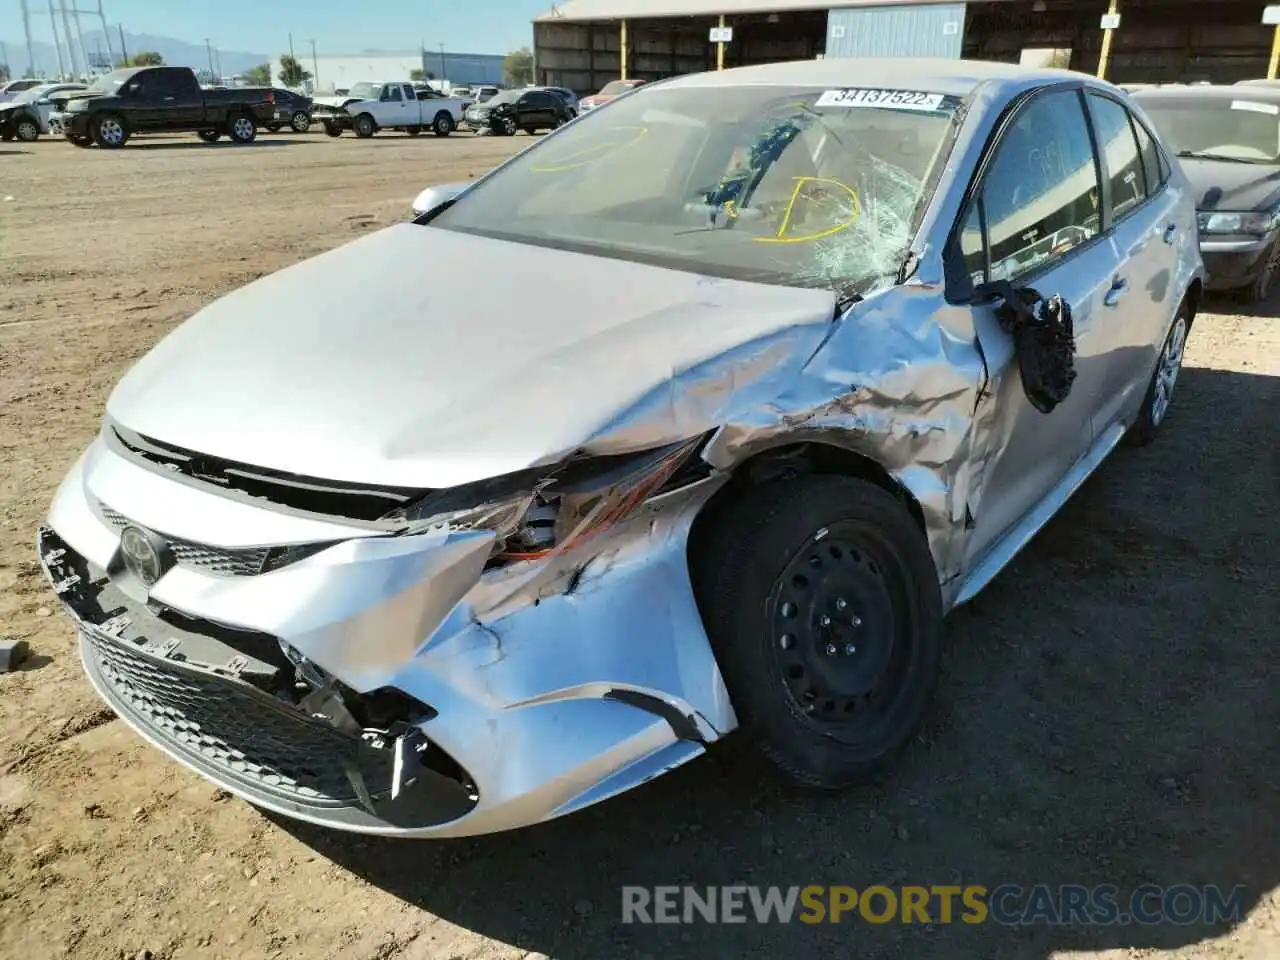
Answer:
[{"xmin": 119, "ymin": 525, "xmax": 170, "ymax": 587}]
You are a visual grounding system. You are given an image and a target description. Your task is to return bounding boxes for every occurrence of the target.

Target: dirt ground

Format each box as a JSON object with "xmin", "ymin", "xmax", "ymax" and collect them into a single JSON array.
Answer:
[{"xmin": 0, "ymin": 130, "xmax": 1277, "ymax": 960}]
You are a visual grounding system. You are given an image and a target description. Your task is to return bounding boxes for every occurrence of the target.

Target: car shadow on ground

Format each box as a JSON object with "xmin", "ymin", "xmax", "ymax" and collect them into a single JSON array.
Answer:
[
  {"xmin": 1212, "ymin": 289, "xmax": 1280, "ymax": 319},
  {"xmin": 278, "ymin": 364, "xmax": 1279, "ymax": 960},
  {"xmin": 0, "ymin": 148, "xmax": 33, "ymax": 156},
  {"xmin": 125, "ymin": 139, "xmax": 316, "ymax": 151}
]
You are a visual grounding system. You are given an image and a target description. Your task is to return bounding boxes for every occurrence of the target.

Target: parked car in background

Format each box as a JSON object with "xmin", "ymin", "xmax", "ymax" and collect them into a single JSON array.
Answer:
[
  {"xmin": 37, "ymin": 58, "xmax": 1202, "ymax": 839},
  {"xmin": 1133, "ymin": 84, "xmax": 1280, "ymax": 301},
  {"xmin": 264, "ymin": 88, "xmax": 313, "ymax": 133},
  {"xmin": 527, "ymin": 84, "xmax": 580, "ymax": 115},
  {"xmin": 0, "ymin": 82, "xmax": 87, "ymax": 141},
  {"xmin": 577, "ymin": 77, "xmax": 645, "ymax": 113},
  {"xmin": 312, "ymin": 81, "xmax": 467, "ymax": 137},
  {"xmin": 0, "ymin": 78, "xmax": 43, "ymax": 102},
  {"xmin": 461, "ymin": 87, "xmax": 573, "ymax": 135},
  {"xmin": 60, "ymin": 66, "xmax": 276, "ymax": 148},
  {"xmin": 472, "ymin": 85, "xmax": 501, "ymax": 103}
]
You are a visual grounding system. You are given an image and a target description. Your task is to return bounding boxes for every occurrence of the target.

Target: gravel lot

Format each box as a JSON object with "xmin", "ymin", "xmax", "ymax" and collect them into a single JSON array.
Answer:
[{"xmin": 0, "ymin": 131, "xmax": 1277, "ymax": 960}]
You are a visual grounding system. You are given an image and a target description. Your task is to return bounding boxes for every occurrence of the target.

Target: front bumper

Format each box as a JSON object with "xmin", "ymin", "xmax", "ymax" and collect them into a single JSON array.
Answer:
[
  {"xmin": 38, "ymin": 435, "xmax": 734, "ymax": 837},
  {"xmin": 313, "ymin": 112, "xmax": 351, "ymax": 130},
  {"xmin": 1200, "ymin": 234, "xmax": 1277, "ymax": 290},
  {"xmin": 63, "ymin": 111, "xmax": 92, "ymax": 139}
]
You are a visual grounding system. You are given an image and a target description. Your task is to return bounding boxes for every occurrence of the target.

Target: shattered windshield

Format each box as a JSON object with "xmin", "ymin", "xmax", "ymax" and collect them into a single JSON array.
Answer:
[
  {"xmin": 347, "ymin": 82, "xmax": 379, "ymax": 101},
  {"xmin": 430, "ymin": 84, "xmax": 960, "ymax": 295}
]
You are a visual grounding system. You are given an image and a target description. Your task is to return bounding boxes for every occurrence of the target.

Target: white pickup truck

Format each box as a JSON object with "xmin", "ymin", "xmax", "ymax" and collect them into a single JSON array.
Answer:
[{"xmin": 312, "ymin": 81, "xmax": 470, "ymax": 138}]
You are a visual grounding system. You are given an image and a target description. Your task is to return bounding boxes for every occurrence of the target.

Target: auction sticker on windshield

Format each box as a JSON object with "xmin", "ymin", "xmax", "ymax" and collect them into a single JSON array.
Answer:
[{"xmin": 815, "ymin": 88, "xmax": 945, "ymax": 111}]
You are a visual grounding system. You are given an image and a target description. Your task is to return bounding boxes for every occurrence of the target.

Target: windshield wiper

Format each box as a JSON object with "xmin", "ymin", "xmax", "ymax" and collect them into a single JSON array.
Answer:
[{"xmin": 1176, "ymin": 150, "xmax": 1269, "ymax": 164}]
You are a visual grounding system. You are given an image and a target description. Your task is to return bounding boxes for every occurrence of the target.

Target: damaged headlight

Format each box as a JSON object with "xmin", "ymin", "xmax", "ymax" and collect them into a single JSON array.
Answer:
[
  {"xmin": 382, "ymin": 436, "xmax": 710, "ymax": 564},
  {"xmin": 1197, "ymin": 210, "xmax": 1277, "ymax": 236}
]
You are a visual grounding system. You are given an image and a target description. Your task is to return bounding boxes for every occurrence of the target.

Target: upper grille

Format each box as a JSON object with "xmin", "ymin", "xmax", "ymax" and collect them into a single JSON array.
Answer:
[
  {"xmin": 99, "ymin": 504, "xmax": 270, "ymax": 577},
  {"xmin": 82, "ymin": 627, "xmax": 392, "ymax": 806}
]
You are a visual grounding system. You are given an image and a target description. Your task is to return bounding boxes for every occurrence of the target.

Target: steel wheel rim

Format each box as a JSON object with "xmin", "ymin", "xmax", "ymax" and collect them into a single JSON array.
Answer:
[
  {"xmin": 17, "ymin": 120, "xmax": 38, "ymax": 140},
  {"xmin": 1151, "ymin": 315, "xmax": 1187, "ymax": 427},
  {"xmin": 100, "ymin": 119, "xmax": 123, "ymax": 144},
  {"xmin": 436, "ymin": 116, "xmax": 449, "ymax": 133},
  {"xmin": 292, "ymin": 112, "xmax": 309, "ymax": 132},
  {"xmin": 767, "ymin": 525, "xmax": 914, "ymax": 743},
  {"xmin": 234, "ymin": 117, "xmax": 254, "ymax": 140}
]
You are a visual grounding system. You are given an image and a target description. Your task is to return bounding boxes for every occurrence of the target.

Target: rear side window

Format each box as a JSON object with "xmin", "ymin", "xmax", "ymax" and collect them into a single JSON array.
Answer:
[
  {"xmin": 1088, "ymin": 93, "xmax": 1146, "ymax": 220},
  {"xmin": 973, "ymin": 89, "xmax": 1102, "ymax": 284}
]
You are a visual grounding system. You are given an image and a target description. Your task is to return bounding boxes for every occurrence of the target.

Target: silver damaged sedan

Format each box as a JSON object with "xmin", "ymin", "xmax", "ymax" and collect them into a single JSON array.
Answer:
[{"xmin": 38, "ymin": 59, "xmax": 1204, "ymax": 837}]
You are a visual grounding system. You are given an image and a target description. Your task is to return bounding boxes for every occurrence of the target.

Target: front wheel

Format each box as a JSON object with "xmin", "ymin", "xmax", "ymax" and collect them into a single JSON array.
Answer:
[
  {"xmin": 432, "ymin": 112, "xmax": 454, "ymax": 137},
  {"xmin": 91, "ymin": 113, "xmax": 128, "ymax": 148},
  {"xmin": 323, "ymin": 122, "xmax": 342, "ymax": 138},
  {"xmin": 353, "ymin": 113, "xmax": 376, "ymax": 138},
  {"xmin": 291, "ymin": 111, "xmax": 311, "ymax": 133},
  {"xmin": 1243, "ymin": 239, "xmax": 1280, "ymax": 304},
  {"xmin": 197, "ymin": 130, "xmax": 220, "ymax": 143},
  {"xmin": 228, "ymin": 114, "xmax": 257, "ymax": 143},
  {"xmin": 692, "ymin": 475, "xmax": 943, "ymax": 789},
  {"xmin": 15, "ymin": 118, "xmax": 39, "ymax": 142},
  {"xmin": 1129, "ymin": 301, "xmax": 1191, "ymax": 446}
]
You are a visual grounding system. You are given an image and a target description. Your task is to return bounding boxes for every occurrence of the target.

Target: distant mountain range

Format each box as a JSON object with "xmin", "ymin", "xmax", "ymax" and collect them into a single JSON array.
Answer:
[{"xmin": 0, "ymin": 28, "xmax": 271, "ymax": 78}]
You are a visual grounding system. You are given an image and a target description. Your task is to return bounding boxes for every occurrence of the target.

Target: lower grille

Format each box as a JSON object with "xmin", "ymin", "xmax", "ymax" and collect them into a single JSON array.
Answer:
[{"xmin": 82, "ymin": 627, "xmax": 392, "ymax": 807}]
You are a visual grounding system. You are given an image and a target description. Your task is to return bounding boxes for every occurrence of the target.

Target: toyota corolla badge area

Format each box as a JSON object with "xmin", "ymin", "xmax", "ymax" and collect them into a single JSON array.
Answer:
[{"xmin": 38, "ymin": 59, "xmax": 1202, "ymax": 838}]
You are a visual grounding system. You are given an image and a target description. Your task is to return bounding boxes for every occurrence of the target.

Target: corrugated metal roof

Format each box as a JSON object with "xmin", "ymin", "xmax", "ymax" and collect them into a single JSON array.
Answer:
[{"xmin": 535, "ymin": 0, "xmax": 1002, "ymax": 22}]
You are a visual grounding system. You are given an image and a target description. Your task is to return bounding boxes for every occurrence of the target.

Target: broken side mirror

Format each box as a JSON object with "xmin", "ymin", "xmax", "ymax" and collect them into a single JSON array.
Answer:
[{"xmin": 411, "ymin": 181, "xmax": 469, "ymax": 220}]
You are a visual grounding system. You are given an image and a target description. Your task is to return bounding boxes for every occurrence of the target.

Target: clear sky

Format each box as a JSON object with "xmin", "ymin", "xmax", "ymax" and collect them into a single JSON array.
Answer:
[{"xmin": 1, "ymin": 0, "xmax": 554, "ymax": 56}]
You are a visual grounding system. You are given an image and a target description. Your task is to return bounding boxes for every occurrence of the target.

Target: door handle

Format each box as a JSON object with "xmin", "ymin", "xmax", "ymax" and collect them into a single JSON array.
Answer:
[
  {"xmin": 1163, "ymin": 223, "xmax": 1178, "ymax": 244},
  {"xmin": 1104, "ymin": 277, "xmax": 1130, "ymax": 307}
]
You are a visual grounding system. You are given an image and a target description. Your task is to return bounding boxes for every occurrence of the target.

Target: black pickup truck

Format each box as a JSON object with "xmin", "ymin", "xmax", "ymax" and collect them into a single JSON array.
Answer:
[{"xmin": 61, "ymin": 66, "xmax": 276, "ymax": 148}]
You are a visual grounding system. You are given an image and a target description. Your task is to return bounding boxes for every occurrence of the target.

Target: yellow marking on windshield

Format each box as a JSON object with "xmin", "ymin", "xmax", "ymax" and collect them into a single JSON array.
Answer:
[
  {"xmin": 529, "ymin": 125, "xmax": 650, "ymax": 172},
  {"xmin": 752, "ymin": 177, "xmax": 862, "ymax": 244}
]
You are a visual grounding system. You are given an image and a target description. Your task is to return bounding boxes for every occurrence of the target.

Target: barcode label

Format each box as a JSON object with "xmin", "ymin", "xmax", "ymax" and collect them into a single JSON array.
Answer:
[{"xmin": 815, "ymin": 88, "xmax": 945, "ymax": 111}]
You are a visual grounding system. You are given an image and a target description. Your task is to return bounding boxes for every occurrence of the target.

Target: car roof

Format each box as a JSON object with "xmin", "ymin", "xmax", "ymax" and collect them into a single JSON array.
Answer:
[
  {"xmin": 1132, "ymin": 83, "xmax": 1280, "ymax": 103},
  {"xmin": 660, "ymin": 57, "xmax": 1091, "ymax": 98}
]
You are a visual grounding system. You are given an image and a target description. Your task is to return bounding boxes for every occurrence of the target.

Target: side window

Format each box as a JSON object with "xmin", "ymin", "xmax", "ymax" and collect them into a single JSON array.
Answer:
[
  {"xmin": 1132, "ymin": 116, "xmax": 1166, "ymax": 194},
  {"xmin": 381, "ymin": 85, "xmax": 402, "ymax": 102},
  {"xmin": 1088, "ymin": 93, "xmax": 1146, "ymax": 219},
  {"xmin": 959, "ymin": 202, "xmax": 986, "ymax": 285},
  {"xmin": 979, "ymin": 89, "xmax": 1101, "ymax": 283}
]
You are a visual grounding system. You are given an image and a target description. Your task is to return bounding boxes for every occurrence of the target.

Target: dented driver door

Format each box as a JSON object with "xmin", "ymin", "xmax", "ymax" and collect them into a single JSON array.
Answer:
[{"xmin": 955, "ymin": 87, "xmax": 1123, "ymax": 576}]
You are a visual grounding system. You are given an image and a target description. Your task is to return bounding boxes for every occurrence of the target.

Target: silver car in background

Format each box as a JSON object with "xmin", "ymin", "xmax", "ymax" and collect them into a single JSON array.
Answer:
[{"xmin": 38, "ymin": 59, "xmax": 1202, "ymax": 838}]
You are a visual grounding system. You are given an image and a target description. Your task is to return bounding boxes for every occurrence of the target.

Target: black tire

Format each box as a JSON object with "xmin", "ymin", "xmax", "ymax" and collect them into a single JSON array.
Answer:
[
  {"xmin": 406, "ymin": 125, "xmax": 422, "ymax": 137},
  {"xmin": 353, "ymin": 113, "xmax": 376, "ymax": 138},
  {"xmin": 91, "ymin": 113, "xmax": 128, "ymax": 149},
  {"xmin": 1128, "ymin": 299, "xmax": 1191, "ymax": 446},
  {"xmin": 432, "ymin": 112, "xmax": 454, "ymax": 137},
  {"xmin": 291, "ymin": 111, "xmax": 311, "ymax": 133},
  {"xmin": 228, "ymin": 113, "xmax": 257, "ymax": 144},
  {"xmin": 67, "ymin": 135, "xmax": 92, "ymax": 148},
  {"xmin": 197, "ymin": 130, "xmax": 220, "ymax": 143},
  {"xmin": 266, "ymin": 123, "xmax": 282, "ymax": 133},
  {"xmin": 323, "ymin": 122, "xmax": 342, "ymax": 138},
  {"xmin": 691, "ymin": 475, "xmax": 943, "ymax": 789},
  {"xmin": 15, "ymin": 118, "xmax": 39, "ymax": 142},
  {"xmin": 494, "ymin": 116, "xmax": 516, "ymax": 137},
  {"xmin": 1242, "ymin": 238, "xmax": 1280, "ymax": 304}
]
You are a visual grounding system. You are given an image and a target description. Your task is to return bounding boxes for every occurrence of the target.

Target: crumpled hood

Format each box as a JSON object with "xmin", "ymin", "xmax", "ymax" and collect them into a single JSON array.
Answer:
[
  {"xmin": 313, "ymin": 95, "xmax": 357, "ymax": 110},
  {"xmin": 106, "ymin": 223, "xmax": 835, "ymax": 489},
  {"xmin": 1182, "ymin": 157, "xmax": 1280, "ymax": 212}
]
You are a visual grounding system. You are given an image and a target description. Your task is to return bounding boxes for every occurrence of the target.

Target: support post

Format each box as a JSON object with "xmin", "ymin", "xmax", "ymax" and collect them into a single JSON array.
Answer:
[
  {"xmin": 717, "ymin": 14, "xmax": 726, "ymax": 70},
  {"xmin": 1269, "ymin": 24, "xmax": 1280, "ymax": 79},
  {"xmin": 1096, "ymin": 0, "xmax": 1119, "ymax": 80},
  {"xmin": 47, "ymin": 0, "xmax": 65, "ymax": 78},
  {"xmin": 620, "ymin": 18, "xmax": 628, "ymax": 80},
  {"xmin": 21, "ymin": 0, "xmax": 37, "ymax": 78}
]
